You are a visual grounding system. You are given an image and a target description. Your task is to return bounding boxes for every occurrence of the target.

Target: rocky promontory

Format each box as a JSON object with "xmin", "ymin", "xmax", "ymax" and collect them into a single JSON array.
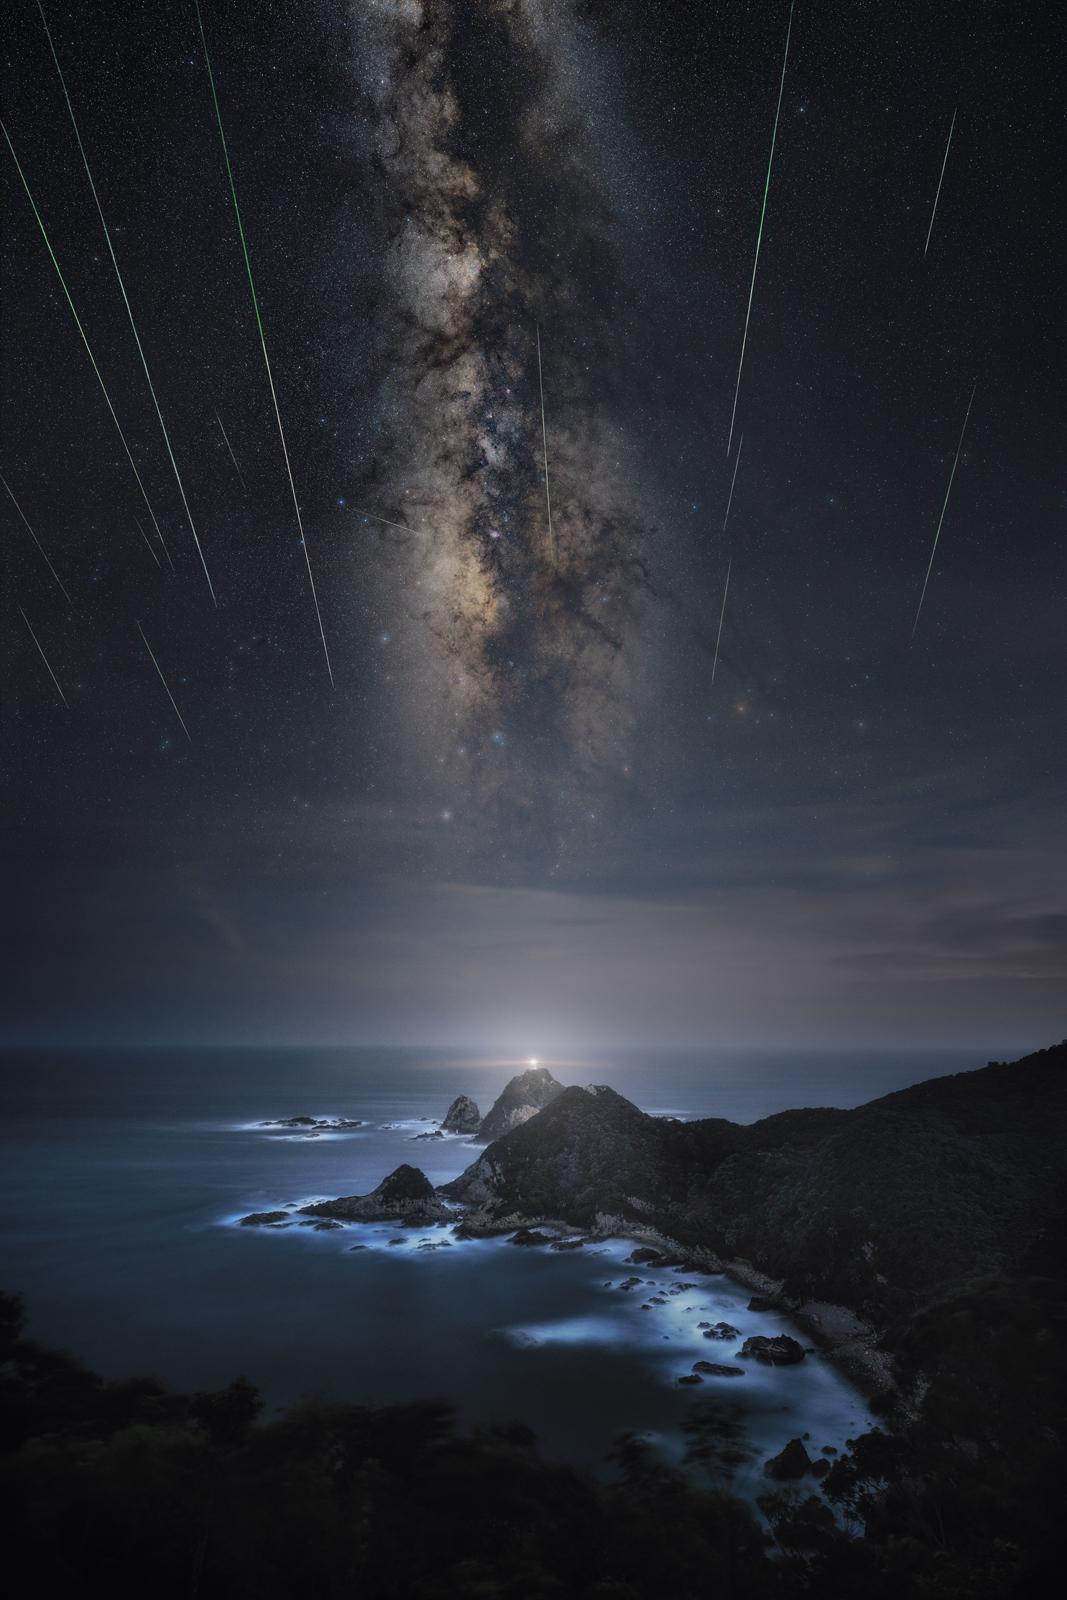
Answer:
[{"xmin": 443, "ymin": 1045, "xmax": 1067, "ymax": 1336}]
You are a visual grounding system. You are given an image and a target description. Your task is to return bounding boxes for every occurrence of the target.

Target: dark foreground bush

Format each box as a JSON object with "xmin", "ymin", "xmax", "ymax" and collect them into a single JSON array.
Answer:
[{"xmin": 1, "ymin": 1288, "xmax": 1062, "ymax": 1598}]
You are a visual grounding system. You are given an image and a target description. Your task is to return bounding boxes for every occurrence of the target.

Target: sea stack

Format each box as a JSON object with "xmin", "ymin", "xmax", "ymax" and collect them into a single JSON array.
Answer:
[{"xmin": 442, "ymin": 1094, "xmax": 481, "ymax": 1134}]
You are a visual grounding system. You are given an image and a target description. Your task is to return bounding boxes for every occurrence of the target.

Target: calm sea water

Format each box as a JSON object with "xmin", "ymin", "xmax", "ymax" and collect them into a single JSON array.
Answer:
[{"xmin": 0, "ymin": 1046, "xmax": 979, "ymax": 1487}]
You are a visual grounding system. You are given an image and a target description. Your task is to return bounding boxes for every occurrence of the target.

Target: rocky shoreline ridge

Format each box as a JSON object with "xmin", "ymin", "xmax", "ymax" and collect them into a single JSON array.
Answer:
[{"xmin": 241, "ymin": 1043, "xmax": 1067, "ymax": 1409}]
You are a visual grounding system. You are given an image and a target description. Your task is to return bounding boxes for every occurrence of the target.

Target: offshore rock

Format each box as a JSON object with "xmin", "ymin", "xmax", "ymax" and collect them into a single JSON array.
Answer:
[
  {"xmin": 442, "ymin": 1094, "xmax": 482, "ymax": 1134},
  {"xmin": 738, "ymin": 1335, "xmax": 806, "ymax": 1366},
  {"xmin": 299, "ymin": 1165, "xmax": 452, "ymax": 1225}
]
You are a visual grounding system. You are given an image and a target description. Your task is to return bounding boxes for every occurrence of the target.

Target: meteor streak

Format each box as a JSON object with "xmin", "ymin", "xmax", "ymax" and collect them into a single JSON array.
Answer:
[
  {"xmin": 1, "ymin": 120, "xmax": 173, "ymax": 572},
  {"xmin": 723, "ymin": 434, "xmax": 744, "ymax": 533},
  {"xmin": 18, "ymin": 605, "xmax": 68, "ymax": 707},
  {"xmin": 711, "ymin": 558, "xmax": 731, "ymax": 684},
  {"xmin": 536, "ymin": 324, "xmax": 555, "ymax": 563},
  {"xmin": 39, "ymin": 4, "xmax": 213, "ymax": 601},
  {"xmin": 924, "ymin": 107, "xmax": 957, "ymax": 258},
  {"xmin": 195, "ymin": 0, "xmax": 332, "ymax": 684},
  {"xmin": 1, "ymin": 471, "xmax": 71, "ymax": 604},
  {"xmin": 214, "ymin": 410, "xmax": 247, "ymax": 490},
  {"xmin": 134, "ymin": 517, "xmax": 162, "ymax": 568},
  {"xmin": 910, "ymin": 379, "xmax": 977, "ymax": 642},
  {"xmin": 136, "ymin": 622, "xmax": 191, "ymax": 742},
  {"xmin": 725, "ymin": 0, "xmax": 794, "ymax": 456},
  {"xmin": 351, "ymin": 507, "xmax": 426, "ymax": 536}
]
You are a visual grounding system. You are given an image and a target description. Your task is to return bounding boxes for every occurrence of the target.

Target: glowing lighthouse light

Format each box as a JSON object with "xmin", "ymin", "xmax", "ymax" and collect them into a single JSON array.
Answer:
[{"xmin": 529, "ymin": 1057, "xmax": 539, "ymax": 1067}]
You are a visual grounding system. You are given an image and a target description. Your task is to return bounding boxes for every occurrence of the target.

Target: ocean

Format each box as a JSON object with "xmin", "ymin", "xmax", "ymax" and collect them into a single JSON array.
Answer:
[{"xmin": 0, "ymin": 1045, "xmax": 980, "ymax": 1490}]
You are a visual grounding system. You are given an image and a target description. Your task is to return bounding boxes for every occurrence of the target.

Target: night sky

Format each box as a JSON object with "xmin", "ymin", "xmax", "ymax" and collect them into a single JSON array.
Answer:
[{"xmin": 2, "ymin": 0, "xmax": 1063, "ymax": 1050}]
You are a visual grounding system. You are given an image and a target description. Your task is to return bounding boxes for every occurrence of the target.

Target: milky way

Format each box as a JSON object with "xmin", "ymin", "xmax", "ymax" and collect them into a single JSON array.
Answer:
[{"xmin": 337, "ymin": 0, "xmax": 663, "ymax": 860}]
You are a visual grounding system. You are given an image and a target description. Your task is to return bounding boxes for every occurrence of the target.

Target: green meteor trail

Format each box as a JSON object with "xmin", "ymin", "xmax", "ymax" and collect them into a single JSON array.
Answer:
[
  {"xmin": 194, "ymin": 0, "xmax": 333, "ymax": 684},
  {"xmin": 137, "ymin": 622, "xmax": 192, "ymax": 742},
  {"xmin": 712, "ymin": 558, "xmax": 731, "ymax": 684},
  {"xmin": 1, "ymin": 119, "xmax": 173, "ymax": 573},
  {"xmin": 19, "ymin": 605, "xmax": 68, "ymax": 707},
  {"xmin": 911, "ymin": 379, "xmax": 977, "ymax": 642},
  {"xmin": 38, "ymin": 4, "xmax": 214, "ymax": 603},
  {"xmin": 726, "ymin": 0, "xmax": 794, "ymax": 456},
  {"xmin": 1, "ymin": 471, "xmax": 72, "ymax": 604}
]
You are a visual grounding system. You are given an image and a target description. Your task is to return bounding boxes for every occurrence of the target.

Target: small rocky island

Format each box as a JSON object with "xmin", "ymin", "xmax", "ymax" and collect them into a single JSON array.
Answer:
[{"xmin": 258, "ymin": 1115, "xmax": 364, "ymax": 1133}]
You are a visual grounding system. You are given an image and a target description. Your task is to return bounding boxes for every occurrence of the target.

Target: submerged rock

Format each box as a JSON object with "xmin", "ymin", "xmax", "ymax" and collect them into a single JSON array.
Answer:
[
  {"xmin": 442, "ymin": 1094, "xmax": 482, "ymax": 1134},
  {"xmin": 509, "ymin": 1227, "xmax": 554, "ymax": 1247},
  {"xmin": 737, "ymin": 1334, "xmax": 806, "ymax": 1366},
  {"xmin": 411, "ymin": 1130, "xmax": 444, "ymax": 1141},
  {"xmin": 476, "ymin": 1067, "xmax": 565, "ymax": 1143},
  {"xmin": 692, "ymin": 1361, "xmax": 745, "ymax": 1378},
  {"xmin": 702, "ymin": 1322, "xmax": 741, "ymax": 1341},
  {"xmin": 765, "ymin": 1438, "xmax": 813, "ymax": 1479},
  {"xmin": 239, "ymin": 1210, "xmax": 291, "ymax": 1227},
  {"xmin": 299, "ymin": 1165, "xmax": 452, "ymax": 1225}
]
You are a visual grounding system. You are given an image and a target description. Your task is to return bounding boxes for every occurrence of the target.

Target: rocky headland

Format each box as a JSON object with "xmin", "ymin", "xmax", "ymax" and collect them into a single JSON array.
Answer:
[{"xmin": 442, "ymin": 1043, "xmax": 1067, "ymax": 1399}]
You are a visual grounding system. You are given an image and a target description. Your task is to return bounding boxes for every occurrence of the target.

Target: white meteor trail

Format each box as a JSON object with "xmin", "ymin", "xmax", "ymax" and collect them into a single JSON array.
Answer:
[
  {"xmin": 134, "ymin": 517, "xmax": 162, "ymax": 568},
  {"xmin": 19, "ymin": 605, "xmax": 68, "ymax": 707},
  {"xmin": 726, "ymin": 0, "xmax": 794, "ymax": 456},
  {"xmin": 214, "ymin": 410, "xmax": 247, "ymax": 490},
  {"xmin": 723, "ymin": 434, "xmax": 744, "ymax": 533},
  {"xmin": 1, "ymin": 471, "xmax": 71, "ymax": 604},
  {"xmin": 136, "ymin": 622, "xmax": 191, "ymax": 742},
  {"xmin": 351, "ymin": 507, "xmax": 426, "ymax": 536},
  {"xmin": 536, "ymin": 324, "xmax": 555, "ymax": 563},
  {"xmin": 911, "ymin": 379, "xmax": 977, "ymax": 642},
  {"xmin": 712, "ymin": 558, "xmax": 731, "ymax": 683},
  {"xmin": 924, "ymin": 107, "xmax": 957, "ymax": 258},
  {"xmin": 196, "ymin": 0, "xmax": 332, "ymax": 683},
  {"xmin": 39, "ymin": 4, "xmax": 213, "ymax": 600},
  {"xmin": 2, "ymin": 120, "xmax": 173, "ymax": 571}
]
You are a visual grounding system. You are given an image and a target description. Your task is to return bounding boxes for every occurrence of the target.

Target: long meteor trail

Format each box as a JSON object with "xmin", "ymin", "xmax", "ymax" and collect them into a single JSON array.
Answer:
[
  {"xmin": 1, "ymin": 471, "xmax": 72, "ymax": 603},
  {"xmin": 924, "ymin": 106, "xmax": 957, "ymax": 257},
  {"xmin": 137, "ymin": 622, "xmax": 191, "ymax": 742},
  {"xmin": 910, "ymin": 379, "xmax": 977, "ymax": 642},
  {"xmin": 194, "ymin": 0, "xmax": 332, "ymax": 684},
  {"xmin": 39, "ymin": 4, "xmax": 213, "ymax": 601},
  {"xmin": 19, "ymin": 606, "xmax": 68, "ymax": 707},
  {"xmin": 726, "ymin": 0, "xmax": 794, "ymax": 456},
  {"xmin": 1, "ymin": 119, "xmax": 173, "ymax": 571},
  {"xmin": 536, "ymin": 324, "xmax": 555, "ymax": 564},
  {"xmin": 711, "ymin": 558, "xmax": 731, "ymax": 684},
  {"xmin": 723, "ymin": 434, "xmax": 743, "ymax": 533}
]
